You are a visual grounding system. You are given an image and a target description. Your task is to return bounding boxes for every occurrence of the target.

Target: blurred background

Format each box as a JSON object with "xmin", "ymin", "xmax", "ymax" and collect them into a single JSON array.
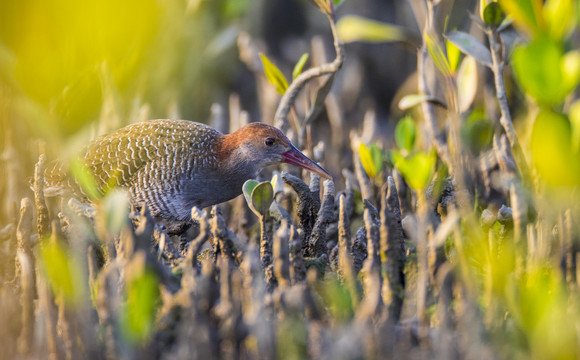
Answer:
[{"xmin": 2, "ymin": 1, "xmax": 580, "ymax": 359}]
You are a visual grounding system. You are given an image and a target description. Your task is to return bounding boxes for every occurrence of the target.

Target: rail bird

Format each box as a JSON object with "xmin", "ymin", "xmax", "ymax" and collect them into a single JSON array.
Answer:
[{"xmin": 45, "ymin": 120, "xmax": 330, "ymax": 233}]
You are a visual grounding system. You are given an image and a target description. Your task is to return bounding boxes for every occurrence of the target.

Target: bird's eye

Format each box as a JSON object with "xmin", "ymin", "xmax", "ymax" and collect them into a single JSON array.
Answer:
[{"xmin": 264, "ymin": 137, "xmax": 275, "ymax": 146}]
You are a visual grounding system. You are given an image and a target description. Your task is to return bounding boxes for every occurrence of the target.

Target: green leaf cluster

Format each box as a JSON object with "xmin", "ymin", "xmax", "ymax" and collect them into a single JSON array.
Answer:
[
  {"xmin": 492, "ymin": 0, "xmax": 580, "ymax": 188},
  {"xmin": 39, "ymin": 239, "xmax": 84, "ymax": 305},
  {"xmin": 530, "ymin": 109, "xmax": 580, "ymax": 186},
  {"xmin": 500, "ymin": 0, "xmax": 576, "ymax": 39}
]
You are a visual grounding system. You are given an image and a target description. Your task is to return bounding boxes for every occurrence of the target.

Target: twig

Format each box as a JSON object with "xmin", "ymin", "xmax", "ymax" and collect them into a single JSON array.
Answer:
[
  {"xmin": 274, "ymin": 11, "xmax": 344, "ymax": 132},
  {"xmin": 486, "ymin": 28, "xmax": 531, "ymax": 182}
]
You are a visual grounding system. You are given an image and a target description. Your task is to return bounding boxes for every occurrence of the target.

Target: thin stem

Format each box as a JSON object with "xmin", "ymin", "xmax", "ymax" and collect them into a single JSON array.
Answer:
[
  {"xmin": 259, "ymin": 216, "xmax": 272, "ymax": 269},
  {"xmin": 486, "ymin": 29, "xmax": 531, "ymax": 181},
  {"xmin": 418, "ymin": 39, "xmax": 451, "ymax": 168}
]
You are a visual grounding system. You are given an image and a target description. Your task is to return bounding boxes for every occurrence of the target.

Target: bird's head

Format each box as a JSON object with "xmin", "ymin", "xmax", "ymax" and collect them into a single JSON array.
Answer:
[{"xmin": 219, "ymin": 123, "xmax": 331, "ymax": 179}]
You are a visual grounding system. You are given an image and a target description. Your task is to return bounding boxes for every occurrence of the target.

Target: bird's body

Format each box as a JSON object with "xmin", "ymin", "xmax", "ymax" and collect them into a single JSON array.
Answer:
[{"xmin": 45, "ymin": 119, "xmax": 330, "ymax": 231}]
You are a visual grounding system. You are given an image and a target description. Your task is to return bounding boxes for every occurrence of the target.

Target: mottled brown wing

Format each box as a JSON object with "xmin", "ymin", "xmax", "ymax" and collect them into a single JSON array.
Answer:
[
  {"xmin": 44, "ymin": 120, "xmax": 220, "ymax": 198},
  {"xmin": 82, "ymin": 120, "xmax": 220, "ymax": 194}
]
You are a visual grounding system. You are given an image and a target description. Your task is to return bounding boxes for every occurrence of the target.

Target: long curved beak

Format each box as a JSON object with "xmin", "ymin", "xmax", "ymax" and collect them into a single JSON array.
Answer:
[{"xmin": 281, "ymin": 145, "xmax": 332, "ymax": 179}]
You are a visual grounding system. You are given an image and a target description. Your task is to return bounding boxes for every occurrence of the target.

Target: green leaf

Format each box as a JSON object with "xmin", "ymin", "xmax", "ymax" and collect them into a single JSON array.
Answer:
[
  {"xmin": 359, "ymin": 143, "xmax": 383, "ymax": 178},
  {"xmin": 512, "ymin": 35, "xmax": 579, "ymax": 106},
  {"xmin": 392, "ymin": 150, "xmax": 437, "ymax": 190},
  {"xmin": 333, "ymin": 0, "xmax": 345, "ymax": 8},
  {"xmin": 394, "ymin": 116, "xmax": 417, "ymax": 152},
  {"xmin": 292, "ymin": 53, "xmax": 309, "ymax": 80},
  {"xmin": 425, "ymin": 33, "xmax": 452, "ymax": 78},
  {"xmin": 69, "ymin": 158, "xmax": 101, "ymax": 201},
  {"xmin": 39, "ymin": 239, "xmax": 84, "ymax": 305},
  {"xmin": 243, "ymin": 179, "xmax": 260, "ymax": 210},
  {"xmin": 445, "ymin": 31, "xmax": 492, "ymax": 68},
  {"xmin": 446, "ymin": 39, "xmax": 462, "ymax": 74},
  {"xmin": 259, "ymin": 53, "xmax": 289, "ymax": 95},
  {"xmin": 479, "ymin": 0, "xmax": 488, "ymax": 21},
  {"xmin": 251, "ymin": 181, "xmax": 274, "ymax": 216},
  {"xmin": 337, "ymin": 16, "xmax": 407, "ymax": 43},
  {"xmin": 359, "ymin": 143, "xmax": 376, "ymax": 178},
  {"xmin": 121, "ymin": 267, "xmax": 160, "ymax": 344},
  {"xmin": 483, "ymin": 2, "xmax": 505, "ymax": 26},
  {"xmin": 398, "ymin": 94, "xmax": 445, "ymax": 110},
  {"xmin": 456, "ymin": 56, "xmax": 478, "ymax": 113},
  {"xmin": 530, "ymin": 109, "xmax": 580, "ymax": 186}
]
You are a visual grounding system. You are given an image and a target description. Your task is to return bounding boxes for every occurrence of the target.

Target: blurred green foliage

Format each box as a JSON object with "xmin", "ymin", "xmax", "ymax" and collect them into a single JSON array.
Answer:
[
  {"xmin": 277, "ymin": 316, "xmax": 308, "ymax": 360},
  {"xmin": 336, "ymin": 15, "xmax": 407, "ymax": 43},
  {"xmin": 0, "ymin": 0, "xmax": 251, "ymax": 140},
  {"xmin": 512, "ymin": 35, "xmax": 580, "ymax": 106},
  {"xmin": 531, "ymin": 109, "xmax": 580, "ymax": 186},
  {"xmin": 318, "ymin": 277, "xmax": 354, "ymax": 322},
  {"xmin": 121, "ymin": 267, "xmax": 161, "ymax": 344},
  {"xmin": 460, "ymin": 109, "xmax": 493, "ymax": 154},
  {"xmin": 0, "ymin": 0, "xmax": 160, "ymax": 131},
  {"xmin": 69, "ymin": 158, "xmax": 101, "ymax": 201},
  {"xmin": 39, "ymin": 239, "xmax": 85, "ymax": 305},
  {"xmin": 5, "ymin": 1, "xmax": 580, "ymax": 358}
]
